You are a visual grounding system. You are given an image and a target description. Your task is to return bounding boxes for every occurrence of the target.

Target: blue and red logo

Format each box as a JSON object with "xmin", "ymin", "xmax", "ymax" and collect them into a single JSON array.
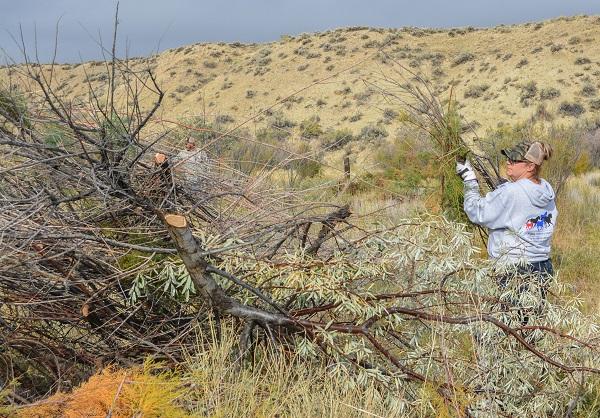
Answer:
[{"xmin": 525, "ymin": 211, "xmax": 552, "ymax": 231}]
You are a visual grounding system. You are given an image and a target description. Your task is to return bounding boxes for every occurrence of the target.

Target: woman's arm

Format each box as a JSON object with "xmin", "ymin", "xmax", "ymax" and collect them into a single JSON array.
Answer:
[{"xmin": 463, "ymin": 180, "xmax": 512, "ymax": 229}]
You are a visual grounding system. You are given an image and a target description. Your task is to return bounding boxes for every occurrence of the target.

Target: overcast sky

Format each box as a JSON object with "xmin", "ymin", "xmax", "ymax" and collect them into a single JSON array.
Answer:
[{"xmin": 2, "ymin": 0, "xmax": 600, "ymax": 63}]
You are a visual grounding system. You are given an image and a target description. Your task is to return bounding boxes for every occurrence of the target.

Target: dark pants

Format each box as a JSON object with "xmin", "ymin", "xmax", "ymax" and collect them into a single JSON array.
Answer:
[{"xmin": 498, "ymin": 259, "xmax": 554, "ymax": 325}]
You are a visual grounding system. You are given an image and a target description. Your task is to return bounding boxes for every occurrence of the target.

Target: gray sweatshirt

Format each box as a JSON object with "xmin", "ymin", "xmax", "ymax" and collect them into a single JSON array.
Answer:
[{"xmin": 463, "ymin": 178, "xmax": 557, "ymax": 263}]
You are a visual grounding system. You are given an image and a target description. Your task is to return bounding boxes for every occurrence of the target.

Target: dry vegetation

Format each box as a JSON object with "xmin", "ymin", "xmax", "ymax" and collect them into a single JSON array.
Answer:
[
  {"xmin": 2, "ymin": 14, "xmax": 600, "ymax": 418},
  {"xmin": 2, "ymin": 16, "xmax": 600, "ymax": 133},
  {"xmin": 3, "ymin": 15, "xmax": 600, "ymax": 179}
]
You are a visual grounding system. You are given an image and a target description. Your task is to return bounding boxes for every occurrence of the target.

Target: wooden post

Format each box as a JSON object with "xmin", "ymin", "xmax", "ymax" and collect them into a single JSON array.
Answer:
[{"xmin": 343, "ymin": 155, "xmax": 351, "ymax": 181}]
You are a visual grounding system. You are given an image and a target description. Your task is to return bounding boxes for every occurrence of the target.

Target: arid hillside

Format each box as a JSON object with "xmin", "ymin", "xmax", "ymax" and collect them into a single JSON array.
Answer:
[{"xmin": 2, "ymin": 15, "xmax": 600, "ymax": 137}]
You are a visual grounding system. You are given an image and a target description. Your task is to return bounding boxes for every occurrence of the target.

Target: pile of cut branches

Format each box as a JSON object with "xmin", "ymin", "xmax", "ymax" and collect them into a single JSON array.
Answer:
[{"xmin": 1, "ymin": 46, "xmax": 599, "ymax": 416}]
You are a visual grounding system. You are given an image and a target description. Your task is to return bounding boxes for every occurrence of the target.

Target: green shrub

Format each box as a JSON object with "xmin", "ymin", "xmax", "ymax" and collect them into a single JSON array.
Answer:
[
  {"xmin": 229, "ymin": 132, "xmax": 286, "ymax": 174},
  {"xmin": 299, "ymin": 116, "xmax": 323, "ymax": 138},
  {"xmin": 285, "ymin": 142, "xmax": 322, "ymax": 185},
  {"xmin": 0, "ymin": 86, "xmax": 32, "ymax": 132},
  {"xmin": 362, "ymin": 40, "xmax": 380, "ymax": 48},
  {"xmin": 359, "ymin": 124, "xmax": 388, "ymax": 142},
  {"xmin": 374, "ymin": 137, "xmax": 436, "ymax": 192},
  {"xmin": 321, "ymin": 128, "xmax": 354, "ymax": 150},
  {"xmin": 270, "ymin": 112, "xmax": 296, "ymax": 130}
]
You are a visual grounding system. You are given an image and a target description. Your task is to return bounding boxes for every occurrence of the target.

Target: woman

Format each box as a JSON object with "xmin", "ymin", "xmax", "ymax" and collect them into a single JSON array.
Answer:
[{"xmin": 456, "ymin": 141, "xmax": 556, "ymax": 300}]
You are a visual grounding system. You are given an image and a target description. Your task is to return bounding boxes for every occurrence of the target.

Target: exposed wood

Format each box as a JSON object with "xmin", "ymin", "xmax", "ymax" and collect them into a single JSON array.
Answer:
[{"xmin": 164, "ymin": 213, "xmax": 187, "ymax": 228}]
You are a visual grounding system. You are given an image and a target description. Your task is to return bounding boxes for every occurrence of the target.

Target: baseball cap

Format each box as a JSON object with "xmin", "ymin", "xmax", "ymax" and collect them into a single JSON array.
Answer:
[{"xmin": 501, "ymin": 141, "xmax": 547, "ymax": 165}]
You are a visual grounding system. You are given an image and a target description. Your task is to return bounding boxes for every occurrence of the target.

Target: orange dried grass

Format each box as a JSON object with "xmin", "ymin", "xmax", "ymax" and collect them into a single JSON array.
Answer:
[{"xmin": 18, "ymin": 365, "xmax": 188, "ymax": 418}]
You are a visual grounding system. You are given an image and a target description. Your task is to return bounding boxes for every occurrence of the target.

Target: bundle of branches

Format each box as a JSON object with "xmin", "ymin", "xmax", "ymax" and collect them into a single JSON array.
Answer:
[
  {"xmin": 367, "ymin": 54, "xmax": 505, "ymax": 224},
  {"xmin": 1, "ymin": 47, "xmax": 599, "ymax": 416}
]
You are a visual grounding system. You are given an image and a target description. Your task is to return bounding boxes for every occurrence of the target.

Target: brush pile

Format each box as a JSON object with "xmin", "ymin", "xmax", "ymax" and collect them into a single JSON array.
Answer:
[{"xmin": 1, "ymin": 54, "xmax": 600, "ymax": 416}]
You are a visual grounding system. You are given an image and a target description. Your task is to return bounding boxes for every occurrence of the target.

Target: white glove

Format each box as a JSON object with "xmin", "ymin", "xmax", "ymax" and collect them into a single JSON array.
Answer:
[{"xmin": 456, "ymin": 159, "xmax": 477, "ymax": 182}]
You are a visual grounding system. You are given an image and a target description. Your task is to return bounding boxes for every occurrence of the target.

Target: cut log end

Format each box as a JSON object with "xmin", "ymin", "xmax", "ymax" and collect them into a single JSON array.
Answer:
[
  {"xmin": 154, "ymin": 153, "xmax": 167, "ymax": 165},
  {"xmin": 165, "ymin": 214, "xmax": 187, "ymax": 228}
]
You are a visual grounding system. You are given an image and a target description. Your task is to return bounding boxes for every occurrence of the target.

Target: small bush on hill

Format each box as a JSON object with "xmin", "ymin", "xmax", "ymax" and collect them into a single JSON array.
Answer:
[
  {"xmin": 581, "ymin": 84, "xmax": 598, "ymax": 97},
  {"xmin": 284, "ymin": 142, "xmax": 322, "ymax": 185},
  {"xmin": 215, "ymin": 114, "xmax": 235, "ymax": 124},
  {"xmin": 452, "ymin": 52, "xmax": 475, "ymax": 67},
  {"xmin": 374, "ymin": 135, "xmax": 436, "ymax": 192},
  {"xmin": 590, "ymin": 99, "xmax": 600, "ymax": 110},
  {"xmin": 353, "ymin": 89, "xmax": 374, "ymax": 105},
  {"xmin": 559, "ymin": 101, "xmax": 586, "ymax": 117},
  {"xmin": 270, "ymin": 112, "xmax": 296, "ymax": 131},
  {"xmin": 515, "ymin": 58, "xmax": 529, "ymax": 68},
  {"xmin": 359, "ymin": 124, "xmax": 388, "ymax": 142},
  {"xmin": 575, "ymin": 57, "xmax": 592, "ymax": 65},
  {"xmin": 321, "ymin": 128, "xmax": 354, "ymax": 150},
  {"xmin": 464, "ymin": 84, "xmax": 490, "ymax": 99},
  {"xmin": 520, "ymin": 81, "xmax": 538, "ymax": 105},
  {"xmin": 299, "ymin": 116, "xmax": 323, "ymax": 138},
  {"xmin": 362, "ymin": 40, "xmax": 380, "ymax": 48},
  {"xmin": 383, "ymin": 108, "xmax": 399, "ymax": 123},
  {"xmin": 349, "ymin": 113, "xmax": 362, "ymax": 122},
  {"xmin": 539, "ymin": 87, "xmax": 561, "ymax": 100},
  {"xmin": 229, "ymin": 130, "xmax": 287, "ymax": 173}
]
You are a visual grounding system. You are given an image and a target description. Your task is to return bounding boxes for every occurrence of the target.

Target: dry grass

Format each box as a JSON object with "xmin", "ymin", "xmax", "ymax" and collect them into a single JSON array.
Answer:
[
  {"xmin": 15, "ymin": 363, "xmax": 188, "ymax": 418},
  {"xmin": 182, "ymin": 325, "xmax": 400, "ymax": 417},
  {"xmin": 15, "ymin": 323, "xmax": 405, "ymax": 418},
  {"xmin": 554, "ymin": 170, "xmax": 600, "ymax": 314}
]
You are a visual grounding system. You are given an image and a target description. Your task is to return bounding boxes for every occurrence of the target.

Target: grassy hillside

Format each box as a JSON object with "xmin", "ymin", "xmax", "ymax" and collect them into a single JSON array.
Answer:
[{"xmin": 2, "ymin": 15, "xmax": 600, "ymax": 137}]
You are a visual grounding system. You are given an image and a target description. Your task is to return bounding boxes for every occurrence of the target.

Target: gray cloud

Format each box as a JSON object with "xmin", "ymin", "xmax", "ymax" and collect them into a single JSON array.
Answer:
[{"xmin": 1, "ymin": 0, "xmax": 599, "ymax": 63}]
